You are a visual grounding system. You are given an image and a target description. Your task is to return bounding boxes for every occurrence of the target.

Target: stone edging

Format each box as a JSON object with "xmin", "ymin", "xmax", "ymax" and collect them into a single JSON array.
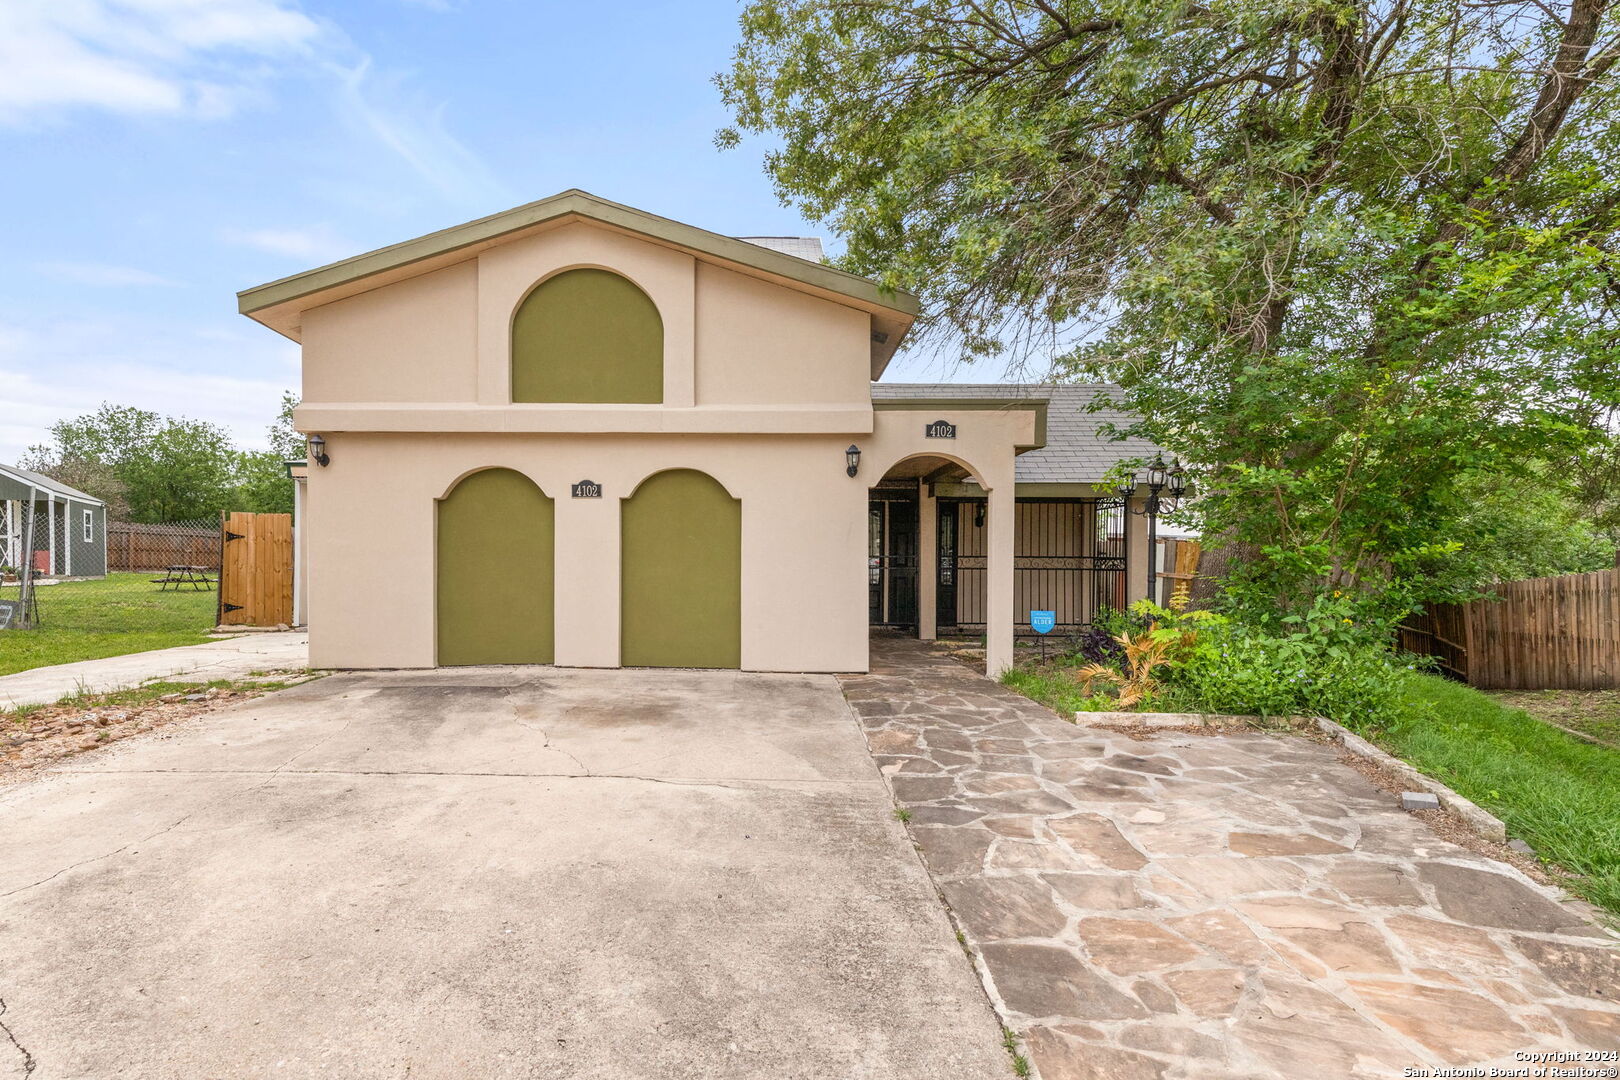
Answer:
[
  {"xmin": 1073, "ymin": 710, "xmax": 1302, "ymax": 729},
  {"xmin": 1074, "ymin": 709, "xmax": 1511, "ymax": 845},
  {"xmin": 1314, "ymin": 716, "xmax": 1509, "ymax": 843}
]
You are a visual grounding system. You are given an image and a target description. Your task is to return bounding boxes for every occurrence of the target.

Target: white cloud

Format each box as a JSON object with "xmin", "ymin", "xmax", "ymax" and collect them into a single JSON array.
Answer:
[
  {"xmin": 0, "ymin": 316, "xmax": 299, "ymax": 464},
  {"xmin": 223, "ymin": 224, "xmax": 355, "ymax": 264},
  {"xmin": 0, "ymin": 0, "xmax": 322, "ymax": 123},
  {"xmin": 334, "ymin": 57, "xmax": 513, "ymax": 211},
  {"xmin": 34, "ymin": 261, "xmax": 181, "ymax": 287}
]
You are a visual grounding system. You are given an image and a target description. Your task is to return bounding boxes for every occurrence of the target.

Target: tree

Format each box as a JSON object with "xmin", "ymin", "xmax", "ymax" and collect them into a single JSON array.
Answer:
[
  {"xmin": 720, "ymin": 0, "xmax": 1620, "ymax": 620},
  {"xmin": 20, "ymin": 396, "xmax": 300, "ymax": 522},
  {"xmin": 267, "ymin": 390, "xmax": 305, "ymax": 459},
  {"xmin": 1444, "ymin": 471, "xmax": 1617, "ymax": 584}
]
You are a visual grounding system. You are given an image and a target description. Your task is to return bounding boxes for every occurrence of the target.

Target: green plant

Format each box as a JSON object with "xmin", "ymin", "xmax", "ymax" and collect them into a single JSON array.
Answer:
[
  {"xmin": 1148, "ymin": 595, "xmax": 1421, "ymax": 730},
  {"xmin": 1001, "ymin": 1028, "xmax": 1031, "ymax": 1079},
  {"xmin": 1073, "ymin": 622, "xmax": 1198, "ymax": 709},
  {"xmin": 892, "ymin": 808, "xmax": 912, "ymax": 823}
]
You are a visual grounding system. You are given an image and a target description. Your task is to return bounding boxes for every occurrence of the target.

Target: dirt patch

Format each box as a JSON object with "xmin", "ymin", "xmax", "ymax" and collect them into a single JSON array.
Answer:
[
  {"xmin": 1490, "ymin": 688, "xmax": 1620, "ymax": 748},
  {"xmin": 0, "ymin": 672, "xmax": 316, "ymax": 783}
]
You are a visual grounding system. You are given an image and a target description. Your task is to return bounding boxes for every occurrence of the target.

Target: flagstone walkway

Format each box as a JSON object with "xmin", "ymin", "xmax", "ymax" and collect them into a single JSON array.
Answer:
[{"xmin": 839, "ymin": 635, "xmax": 1620, "ymax": 1079}]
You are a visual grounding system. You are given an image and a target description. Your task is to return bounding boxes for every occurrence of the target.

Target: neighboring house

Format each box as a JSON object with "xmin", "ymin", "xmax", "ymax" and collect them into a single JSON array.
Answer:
[
  {"xmin": 238, "ymin": 190, "xmax": 1160, "ymax": 676},
  {"xmin": 0, "ymin": 464, "xmax": 108, "ymax": 579}
]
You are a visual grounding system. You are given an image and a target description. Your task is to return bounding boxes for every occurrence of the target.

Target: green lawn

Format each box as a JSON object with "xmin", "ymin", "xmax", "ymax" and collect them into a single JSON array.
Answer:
[
  {"xmin": 0, "ymin": 573, "xmax": 216, "ymax": 677},
  {"xmin": 1383, "ymin": 674, "xmax": 1620, "ymax": 919}
]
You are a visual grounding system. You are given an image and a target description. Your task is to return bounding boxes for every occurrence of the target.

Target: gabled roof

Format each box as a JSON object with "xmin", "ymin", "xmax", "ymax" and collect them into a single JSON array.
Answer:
[
  {"xmin": 238, "ymin": 190, "xmax": 918, "ymax": 374},
  {"xmin": 871, "ymin": 383, "xmax": 1162, "ymax": 485},
  {"xmin": 0, "ymin": 463, "xmax": 105, "ymax": 505}
]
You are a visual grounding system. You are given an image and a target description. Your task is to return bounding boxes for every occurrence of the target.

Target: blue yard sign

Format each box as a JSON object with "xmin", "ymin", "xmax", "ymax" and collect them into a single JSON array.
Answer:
[{"xmin": 1030, "ymin": 610, "xmax": 1056, "ymax": 635}]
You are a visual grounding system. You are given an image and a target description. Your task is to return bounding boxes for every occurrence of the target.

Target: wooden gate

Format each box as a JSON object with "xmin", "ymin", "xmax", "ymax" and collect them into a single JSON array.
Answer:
[{"xmin": 219, "ymin": 512, "xmax": 294, "ymax": 627}]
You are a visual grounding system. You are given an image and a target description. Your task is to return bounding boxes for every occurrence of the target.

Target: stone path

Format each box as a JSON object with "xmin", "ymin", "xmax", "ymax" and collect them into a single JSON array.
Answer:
[
  {"xmin": 0, "ymin": 632, "xmax": 308, "ymax": 709},
  {"xmin": 839, "ymin": 636, "xmax": 1620, "ymax": 1079}
]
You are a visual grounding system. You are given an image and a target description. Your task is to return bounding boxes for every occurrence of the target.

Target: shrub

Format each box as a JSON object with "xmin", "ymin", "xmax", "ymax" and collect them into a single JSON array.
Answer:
[
  {"xmin": 1065, "ymin": 623, "xmax": 1126, "ymax": 668},
  {"xmin": 1127, "ymin": 597, "xmax": 1422, "ymax": 731}
]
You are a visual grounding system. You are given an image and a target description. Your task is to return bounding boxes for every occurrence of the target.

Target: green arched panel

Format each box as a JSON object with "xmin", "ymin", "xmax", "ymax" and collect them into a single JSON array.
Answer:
[
  {"xmin": 436, "ymin": 468, "xmax": 554, "ymax": 665},
  {"xmin": 621, "ymin": 470, "xmax": 741, "ymax": 669},
  {"xmin": 512, "ymin": 268, "xmax": 663, "ymax": 403}
]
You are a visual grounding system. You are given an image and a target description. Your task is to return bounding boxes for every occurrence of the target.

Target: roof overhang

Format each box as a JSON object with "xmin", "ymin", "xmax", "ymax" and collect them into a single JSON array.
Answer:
[
  {"xmin": 872, "ymin": 397, "xmax": 1049, "ymax": 453},
  {"xmin": 237, "ymin": 189, "xmax": 921, "ymax": 377}
]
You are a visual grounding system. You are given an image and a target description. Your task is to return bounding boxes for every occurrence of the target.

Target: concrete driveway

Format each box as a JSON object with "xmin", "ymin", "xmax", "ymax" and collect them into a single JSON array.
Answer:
[{"xmin": 0, "ymin": 668, "xmax": 1009, "ymax": 1079}]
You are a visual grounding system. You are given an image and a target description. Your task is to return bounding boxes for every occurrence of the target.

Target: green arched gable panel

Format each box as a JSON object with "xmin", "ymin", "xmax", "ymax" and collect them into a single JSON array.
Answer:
[
  {"xmin": 511, "ymin": 268, "xmax": 663, "ymax": 403},
  {"xmin": 621, "ymin": 470, "xmax": 741, "ymax": 669},
  {"xmin": 436, "ymin": 468, "xmax": 554, "ymax": 665}
]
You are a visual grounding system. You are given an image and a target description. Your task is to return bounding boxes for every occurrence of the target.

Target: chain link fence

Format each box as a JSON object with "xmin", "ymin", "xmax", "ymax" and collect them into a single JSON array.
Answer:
[{"xmin": 1, "ymin": 517, "xmax": 221, "ymax": 635}]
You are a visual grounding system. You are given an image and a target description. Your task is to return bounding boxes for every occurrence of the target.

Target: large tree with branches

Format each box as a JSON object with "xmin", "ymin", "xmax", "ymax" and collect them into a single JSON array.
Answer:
[{"xmin": 719, "ymin": 0, "xmax": 1620, "ymax": 619}]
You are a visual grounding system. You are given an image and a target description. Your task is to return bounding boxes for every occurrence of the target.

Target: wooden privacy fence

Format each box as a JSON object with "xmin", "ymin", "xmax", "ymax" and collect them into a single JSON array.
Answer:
[
  {"xmin": 219, "ymin": 511, "xmax": 294, "ymax": 628},
  {"xmin": 1400, "ymin": 567, "xmax": 1620, "ymax": 690},
  {"xmin": 107, "ymin": 520, "xmax": 220, "ymax": 572}
]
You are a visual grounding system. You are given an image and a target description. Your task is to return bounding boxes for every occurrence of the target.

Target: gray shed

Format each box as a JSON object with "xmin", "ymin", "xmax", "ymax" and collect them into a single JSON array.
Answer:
[{"xmin": 0, "ymin": 464, "xmax": 108, "ymax": 579}]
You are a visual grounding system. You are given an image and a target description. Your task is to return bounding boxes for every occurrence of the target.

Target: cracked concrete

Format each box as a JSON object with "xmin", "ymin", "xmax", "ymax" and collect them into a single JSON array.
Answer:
[
  {"xmin": 0, "ymin": 665, "xmax": 1008, "ymax": 1079},
  {"xmin": 0, "ymin": 998, "xmax": 34, "ymax": 1078}
]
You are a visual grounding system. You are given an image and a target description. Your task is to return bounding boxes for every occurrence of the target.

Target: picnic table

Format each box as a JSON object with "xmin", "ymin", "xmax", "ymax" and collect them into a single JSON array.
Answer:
[{"xmin": 152, "ymin": 565, "xmax": 216, "ymax": 592}]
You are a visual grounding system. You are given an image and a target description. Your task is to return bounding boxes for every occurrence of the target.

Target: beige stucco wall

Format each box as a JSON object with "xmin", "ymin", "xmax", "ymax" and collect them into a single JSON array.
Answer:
[
  {"xmin": 303, "ymin": 432, "xmax": 870, "ymax": 672},
  {"xmin": 301, "ymin": 262, "xmax": 478, "ymax": 404},
  {"xmin": 694, "ymin": 263, "xmax": 871, "ymax": 406}
]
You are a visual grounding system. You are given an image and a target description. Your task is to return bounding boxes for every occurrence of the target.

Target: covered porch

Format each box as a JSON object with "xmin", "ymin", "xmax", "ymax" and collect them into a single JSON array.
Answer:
[
  {"xmin": 859, "ymin": 385, "xmax": 1159, "ymax": 677},
  {"xmin": 868, "ymin": 472, "xmax": 1133, "ymax": 639}
]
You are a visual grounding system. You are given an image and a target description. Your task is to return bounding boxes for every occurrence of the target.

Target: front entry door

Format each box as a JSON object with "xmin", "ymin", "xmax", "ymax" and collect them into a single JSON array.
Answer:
[{"xmin": 867, "ymin": 495, "xmax": 918, "ymax": 630}]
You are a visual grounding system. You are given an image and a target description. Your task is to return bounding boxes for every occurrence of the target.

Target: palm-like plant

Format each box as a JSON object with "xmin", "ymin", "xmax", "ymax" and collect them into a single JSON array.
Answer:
[{"xmin": 1073, "ymin": 623, "xmax": 1198, "ymax": 708}]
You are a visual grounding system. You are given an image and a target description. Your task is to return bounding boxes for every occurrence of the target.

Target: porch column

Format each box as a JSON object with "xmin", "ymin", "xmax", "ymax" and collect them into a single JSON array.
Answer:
[
  {"xmin": 917, "ymin": 480, "xmax": 937, "ymax": 640},
  {"xmin": 1124, "ymin": 495, "xmax": 1151, "ymax": 605},
  {"xmin": 985, "ymin": 482, "xmax": 1015, "ymax": 677}
]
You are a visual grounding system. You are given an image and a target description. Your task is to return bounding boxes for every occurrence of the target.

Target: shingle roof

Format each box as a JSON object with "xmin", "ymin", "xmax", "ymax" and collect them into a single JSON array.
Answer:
[
  {"xmin": 870, "ymin": 383, "xmax": 1161, "ymax": 484},
  {"xmin": 0, "ymin": 463, "xmax": 104, "ymax": 505},
  {"xmin": 738, "ymin": 237, "xmax": 825, "ymax": 262}
]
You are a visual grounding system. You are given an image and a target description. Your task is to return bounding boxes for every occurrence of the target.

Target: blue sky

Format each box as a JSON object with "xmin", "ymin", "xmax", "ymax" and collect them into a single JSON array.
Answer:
[{"xmin": 0, "ymin": 0, "xmax": 972, "ymax": 465}]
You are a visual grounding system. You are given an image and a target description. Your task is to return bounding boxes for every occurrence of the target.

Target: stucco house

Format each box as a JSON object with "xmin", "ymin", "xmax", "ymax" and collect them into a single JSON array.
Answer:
[
  {"xmin": 238, "ymin": 190, "xmax": 1159, "ymax": 676},
  {"xmin": 0, "ymin": 464, "xmax": 108, "ymax": 579}
]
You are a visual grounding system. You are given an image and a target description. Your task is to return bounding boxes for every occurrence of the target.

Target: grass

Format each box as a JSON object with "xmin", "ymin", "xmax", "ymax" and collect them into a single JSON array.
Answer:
[
  {"xmin": 1382, "ymin": 673, "xmax": 1620, "ymax": 919},
  {"xmin": 0, "ymin": 573, "xmax": 216, "ymax": 676},
  {"xmin": 1001, "ymin": 662, "xmax": 1118, "ymax": 715},
  {"xmin": 1000, "ymin": 1028, "xmax": 1031, "ymax": 1078}
]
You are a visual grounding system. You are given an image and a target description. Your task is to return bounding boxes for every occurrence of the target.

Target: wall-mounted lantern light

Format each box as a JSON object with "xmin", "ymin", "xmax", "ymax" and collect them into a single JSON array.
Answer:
[
  {"xmin": 846, "ymin": 444, "xmax": 862, "ymax": 478},
  {"xmin": 974, "ymin": 502, "xmax": 986, "ymax": 529},
  {"xmin": 308, "ymin": 434, "xmax": 330, "ymax": 468}
]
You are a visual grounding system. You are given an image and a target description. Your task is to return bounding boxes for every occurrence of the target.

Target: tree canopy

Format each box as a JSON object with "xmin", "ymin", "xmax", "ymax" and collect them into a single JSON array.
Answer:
[
  {"xmin": 720, "ymin": 0, "xmax": 1620, "ymax": 615},
  {"xmin": 20, "ymin": 394, "xmax": 301, "ymax": 523}
]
